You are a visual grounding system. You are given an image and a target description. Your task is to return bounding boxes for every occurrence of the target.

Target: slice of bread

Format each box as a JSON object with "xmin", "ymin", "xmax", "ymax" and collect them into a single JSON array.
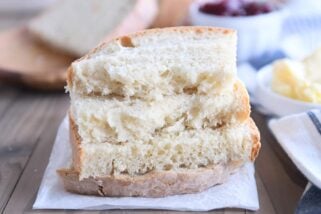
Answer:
[
  {"xmin": 58, "ymin": 118, "xmax": 259, "ymax": 197},
  {"xmin": 59, "ymin": 27, "xmax": 261, "ymax": 197},
  {"xmin": 28, "ymin": 0, "xmax": 158, "ymax": 56},
  {"xmin": 71, "ymin": 81, "xmax": 250, "ymax": 150},
  {"xmin": 67, "ymin": 27, "xmax": 237, "ymax": 99},
  {"xmin": 68, "ymin": 112, "xmax": 259, "ymax": 180}
]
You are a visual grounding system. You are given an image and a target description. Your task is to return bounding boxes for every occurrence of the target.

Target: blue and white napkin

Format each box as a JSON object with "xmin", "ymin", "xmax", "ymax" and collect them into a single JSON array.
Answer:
[
  {"xmin": 269, "ymin": 109, "xmax": 321, "ymax": 189},
  {"xmin": 268, "ymin": 109, "xmax": 321, "ymax": 213}
]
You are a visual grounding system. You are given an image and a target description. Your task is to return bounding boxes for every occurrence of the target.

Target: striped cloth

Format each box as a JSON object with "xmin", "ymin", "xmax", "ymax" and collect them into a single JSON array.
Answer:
[
  {"xmin": 269, "ymin": 109, "xmax": 321, "ymax": 189},
  {"xmin": 296, "ymin": 184, "xmax": 321, "ymax": 214},
  {"xmin": 269, "ymin": 110, "xmax": 321, "ymax": 213}
]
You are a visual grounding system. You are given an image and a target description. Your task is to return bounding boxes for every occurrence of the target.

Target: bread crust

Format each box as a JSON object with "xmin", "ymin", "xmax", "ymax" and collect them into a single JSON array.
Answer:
[
  {"xmin": 66, "ymin": 26, "xmax": 236, "ymax": 87},
  {"xmin": 234, "ymin": 80, "xmax": 250, "ymax": 121},
  {"xmin": 58, "ymin": 113, "xmax": 260, "ymax": 197},
  {"xmin": 248, "ymin": 118, "xmax": 261, "ymax": 161},
  {"xmin": 57, "ymin": 161, "xmax": 241, "ymax": 197}
]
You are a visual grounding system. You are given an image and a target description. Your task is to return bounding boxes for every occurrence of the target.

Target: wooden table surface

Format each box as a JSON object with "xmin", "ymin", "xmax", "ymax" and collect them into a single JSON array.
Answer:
[{"xmin": 0, "ymin": 84, "xmax": 307, "ymax": 214}]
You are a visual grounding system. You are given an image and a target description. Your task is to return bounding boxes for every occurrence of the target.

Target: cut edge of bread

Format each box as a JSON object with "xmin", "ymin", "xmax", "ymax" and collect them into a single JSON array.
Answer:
[
  {"xmin": 66, "ymin": 26, "xmax": 236, "ymax": 88},
  {"xmin": 66, "ymin": 80, "xmax": 256, "ymax": 180},
  {"xmin": 68, "ymin": 107, "xmax": 259, "ymax": 173},
  {"xmin": 57, "ymin": 115, "xmax": 260, "ymax": 197},
  {"xmin": 69, "ymin": 80, "xmax": 251, "ymax": 150}
]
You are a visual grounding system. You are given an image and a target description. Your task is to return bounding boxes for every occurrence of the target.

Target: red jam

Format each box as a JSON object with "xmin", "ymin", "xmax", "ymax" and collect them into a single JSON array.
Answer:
[{"xmin": 199, "ymin": 0, "xmax": 275, "ymax": 17}]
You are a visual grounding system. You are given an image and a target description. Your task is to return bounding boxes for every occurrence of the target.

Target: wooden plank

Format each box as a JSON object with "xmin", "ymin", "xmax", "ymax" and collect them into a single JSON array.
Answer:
[
  {"xmin": 251, "ymin": 111, "xmax": 306, "ymax": 214},
  {"xmin": 254, "ymin": 172, "xmax": 276, "ymax": 214},
  {"xmin": 0, "ymin": 89, "xmax": 69, "ymax": 213},
  {"xmin": 0, "ymin": 145, "xmax": 31, "ymax": 212},
  {"xmin": 0, "ymin": 90, "xmax": 46, "ymax": 212},
  {"xmin": 0, "ymin": 85, "xmax": 20, "ymax": 118},
  {"xmin": 2, "ymin": 92, "xmax": 74, "ymax": 213}
]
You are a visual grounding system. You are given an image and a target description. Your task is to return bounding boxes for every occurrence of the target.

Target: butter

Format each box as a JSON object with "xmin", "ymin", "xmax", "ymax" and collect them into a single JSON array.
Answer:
[{"xmin": 271, "ymin": 48, "xmax": 321, "ymax": 104}]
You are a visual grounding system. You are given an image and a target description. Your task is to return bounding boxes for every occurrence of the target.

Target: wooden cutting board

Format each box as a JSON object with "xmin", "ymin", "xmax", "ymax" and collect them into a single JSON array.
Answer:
[
  {"xmin": 0, "ymin": 27, "xmax": 76, "ymax": 90},
  {"xmin": 152, "ymin": 0, "xmax": 193, "ymax": 27},
  {"xmin": 0, "ymin": 0, "xmax": 192, "ymax": 91}
]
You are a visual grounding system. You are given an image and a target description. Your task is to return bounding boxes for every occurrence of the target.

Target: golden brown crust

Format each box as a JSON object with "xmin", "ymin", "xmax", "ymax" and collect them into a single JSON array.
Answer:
[
  {"xmin": 69, "ymin": 112, "xmax": 82, "ymax": 172},
  {"xmin": 66, "ymin": 26, "xmax": 236, "ymax": 89},
  {"xmin": 248, "ymin": 118, "xmax": 261, "ymax": 161},
  {"xmin": 234, "ymin": 80, "xmax": 250, "ymax": 121},
  {"xmin": 66, "ymin": 66, "xmax": 74, "ymax": 88}
]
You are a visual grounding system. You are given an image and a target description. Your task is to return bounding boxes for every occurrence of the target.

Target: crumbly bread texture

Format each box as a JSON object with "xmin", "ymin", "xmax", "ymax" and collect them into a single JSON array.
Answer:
[
  {"xmin": 67, "ymin": 27, "xmax": 237, "ymax": 99},
  {"xmin": 69, "ymin": 114, "xmax": 259, "ymax": 179},
  {"xmin": 71, "ymin": 81, "xmax": 249, "ymax": 146},
  {"xmin": 28, "ymin": 0, "xmax": 158, "ymax": 56},
  {"xmin": 58, "ymin": 118, "xmax": 259, "ymax": 197},
  {"xmin": 59, "ymin": 27, "xmax": 261, "ymax": 197}
]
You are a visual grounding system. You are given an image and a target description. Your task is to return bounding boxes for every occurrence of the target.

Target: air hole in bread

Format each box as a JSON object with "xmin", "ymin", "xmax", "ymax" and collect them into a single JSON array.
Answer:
[
  {"xmin": 183, "ymin": 86, "xmax": 197, "ymax": 94},
  {"xmin": 131, "ymin": 146, "xmax": 138, "ymax": 156},
  {"xmin": 97, "ymin": 185, "xmax": 105, "ymax": 196},
  {"xmin": 160, "ymin": 70, "xmax": 170, "ymax": 78},
  {"xmin": 158, "ymin": 150, "xmax": 165, "ymax": 155},
  {"xmin": 120, "ymin": 36, "xmax": 135, "ymax": 48},
  {"xmin": 164, "ymin": 164, "xmax": 173, "ymax": 170},
  {"xmin": 175, "ymin": 144, "xmax": 183, "ymax": 154},
  {"xmin": 179, "ymin": 164, "xmax": 186, "ymax": 168}
]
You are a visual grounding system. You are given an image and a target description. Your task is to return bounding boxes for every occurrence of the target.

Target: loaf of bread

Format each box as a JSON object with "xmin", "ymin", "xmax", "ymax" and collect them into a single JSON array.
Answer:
[
  {"xmin": 58, "ymin": 27, "xmax": 260, "ymax": 197},
  {"xmin": 28, "ymin": 0, "xmax": 158, "ymax": 56}
]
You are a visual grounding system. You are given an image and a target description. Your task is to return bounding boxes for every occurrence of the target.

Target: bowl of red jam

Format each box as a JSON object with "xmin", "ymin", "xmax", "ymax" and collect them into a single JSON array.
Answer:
[{"xmin": 190, "ymin": 0, "xmax": 288, "ymax": 61}]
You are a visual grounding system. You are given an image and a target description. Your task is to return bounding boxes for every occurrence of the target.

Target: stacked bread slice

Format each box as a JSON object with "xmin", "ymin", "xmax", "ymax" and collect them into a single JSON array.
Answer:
[{"xmin": 58, "ymin": 27, "xmax": 260, "ymax": 197}]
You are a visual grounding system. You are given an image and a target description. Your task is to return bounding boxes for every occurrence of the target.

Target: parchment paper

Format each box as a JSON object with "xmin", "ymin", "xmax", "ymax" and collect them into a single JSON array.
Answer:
[{"xmin": 33, "ymin": 116, "xmax": 259, "ymax": 211}]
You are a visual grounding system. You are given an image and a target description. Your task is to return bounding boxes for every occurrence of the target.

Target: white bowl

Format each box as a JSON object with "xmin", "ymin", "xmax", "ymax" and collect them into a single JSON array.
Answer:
[
  {"xmin": 255, "ymin": 65, "xmax": 321, "ymax": 117},
  {"xmin": 189, "ymin": 1, "xmax": 288, "ymax": 62}
]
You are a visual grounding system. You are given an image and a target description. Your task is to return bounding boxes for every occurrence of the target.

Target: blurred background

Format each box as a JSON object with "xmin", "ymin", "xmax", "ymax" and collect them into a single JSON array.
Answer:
[{"xmin": 0, "ymin": 0, "xmax": 320, "ymax": 91}]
